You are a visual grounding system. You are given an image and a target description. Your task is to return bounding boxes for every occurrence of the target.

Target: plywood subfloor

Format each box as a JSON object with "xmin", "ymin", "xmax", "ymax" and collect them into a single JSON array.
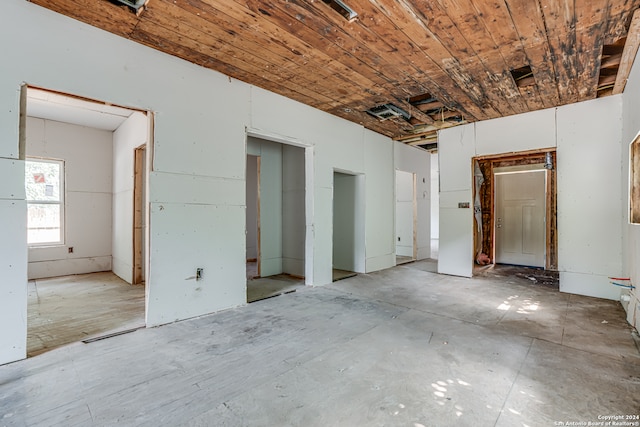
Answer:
[
  {"xmin": 28, "ymin": 272, "xmax": 145, "ymax": 357},
  {"xmin": 247, "ymin": 274, "xmax": 304, "ymax": 303},
  {"xmin": 4, "ymin": 260, "xmax": 639, "ymax": 426}
]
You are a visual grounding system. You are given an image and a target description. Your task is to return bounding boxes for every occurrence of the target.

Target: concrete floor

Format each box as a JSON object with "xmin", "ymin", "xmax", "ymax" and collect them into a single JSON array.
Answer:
[{"xmin": 2, "ymin": 260, "xmax": 639, "ymax": 426}]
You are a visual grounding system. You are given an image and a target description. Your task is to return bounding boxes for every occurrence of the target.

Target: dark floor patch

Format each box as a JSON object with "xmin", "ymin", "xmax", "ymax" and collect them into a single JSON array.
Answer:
[{"xmin": 474, "ymin": 264, "xmax": 559, "ymax": 288}]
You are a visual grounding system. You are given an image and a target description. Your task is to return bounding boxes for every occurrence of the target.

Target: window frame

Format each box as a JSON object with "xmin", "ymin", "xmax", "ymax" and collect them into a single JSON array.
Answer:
[{"xmin": 25, "ymin": 157, "xmax": 65, "ymax": 247}]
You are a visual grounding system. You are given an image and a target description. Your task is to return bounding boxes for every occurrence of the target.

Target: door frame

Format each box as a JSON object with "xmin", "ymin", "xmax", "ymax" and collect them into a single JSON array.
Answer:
[
  {"xmin": 245, "ymin": 129, "xmax": 314, "ymax": 285},
  {"xmin": 332, "ymin": 169, "xmax": 366, "ymax": 274},
  {"xmin": 133, "ymin": 144, "xmax": 146, "ymax": 285},
  {"xmin": 473, "ymin": 148, "xmax": 557, "ymax": 271}
]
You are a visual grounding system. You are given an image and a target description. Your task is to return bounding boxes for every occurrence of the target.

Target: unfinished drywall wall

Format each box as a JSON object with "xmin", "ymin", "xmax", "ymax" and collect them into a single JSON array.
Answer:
[
  {"xmin": 364, "ymin": 129, "xmax": 395, "ymax": 271},
  {"xmin": 394, "ymin": 142, "xmax": 431, "ymax": 260},
  {"xmin": 112, "ymin": 111, "xmax": 147, "ymax": 284},
  {"xmin": 0, "ymin": 1, "xmax": 429, "ymax": 364},
  {"xmin": 556, "ymin": 97, "xmax": 623, "ymax": 300},
  {"xmin": 395, "ymin": 170, "xmax": 415, "ymax": 258},
  {"xmin": 251, "ymin": 88, "xmax": 413, "ymax": 284},
  {"xmin": 621, "ymin": 45, "xmax": 640, "ymax": 331},
  {"xmin": 431, "ymin": 152, "xmax": 439, "ymax": 244},
  {"xmin": 26, "ymin": 117, "xmax": 113, "ymax": 279},
  {"xmin": 438, "ymin": 99, "xmax": 624, "ymax": 301},
  {"xmin": 282, "ymin": 144, "xmax": 305, "ymax": 277}
]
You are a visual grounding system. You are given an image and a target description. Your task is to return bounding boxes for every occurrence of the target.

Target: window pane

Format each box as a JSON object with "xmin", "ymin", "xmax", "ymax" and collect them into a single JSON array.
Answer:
[
  {"xmin": 25, "ymin": 160, "xmax": 60, "ymax": 202},
  {"xmin": 27, "ymin": 204, "xmax": 61, "ymax": 244}
]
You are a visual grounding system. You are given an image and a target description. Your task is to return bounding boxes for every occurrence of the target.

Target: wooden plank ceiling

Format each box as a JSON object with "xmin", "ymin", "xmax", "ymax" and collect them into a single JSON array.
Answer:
[{"xmin": 28, "ymin": 0, "xmax": 640, "ymax": 143}]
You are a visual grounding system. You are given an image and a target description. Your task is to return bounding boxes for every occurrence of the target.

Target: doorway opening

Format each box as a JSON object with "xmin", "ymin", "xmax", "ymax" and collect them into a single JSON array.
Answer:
[
  {"xmin": 23, "ymin": 86, "xmax": 150, "ymax": 356},
  {"xmin": 245, "ymin": 136, "xmax": 306, "ymax": 302},
  {"xmin": 395, "ymin": 169, "xmax": 417, "ymax": 265},
  {"xmin": 473, "ymin": 149, "xmax": 557, "ymax": 275},
  {"xmin": 332, "ymin": 171, "xmax": 365, "ymax": 281}
]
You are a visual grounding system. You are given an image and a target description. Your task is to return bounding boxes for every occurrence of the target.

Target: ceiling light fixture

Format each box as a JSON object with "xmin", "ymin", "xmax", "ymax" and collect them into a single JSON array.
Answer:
[{"xmin": 322, "ymin": 0, "xmax": 358, "ymax": 22}]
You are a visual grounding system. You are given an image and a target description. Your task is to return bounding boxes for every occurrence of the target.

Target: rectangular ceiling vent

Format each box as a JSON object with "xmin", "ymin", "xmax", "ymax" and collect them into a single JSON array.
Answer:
[
  {"xmin": 322, "ymin": 0, "xmax": 358, "ymax": 22},
  {"xmin": 366, "ymin": 103, "xmax": 411, "ymax": 121}
]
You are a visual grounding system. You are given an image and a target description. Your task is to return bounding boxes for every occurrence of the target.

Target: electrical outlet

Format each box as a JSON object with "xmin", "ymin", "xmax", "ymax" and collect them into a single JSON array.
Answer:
[
  {"xmin": 196, "ymin": 268, "xmax": 203, "ymax": 281},
  {"xmin": 68, "ymin": 247, "xmax": 74, "ymax": 253}
]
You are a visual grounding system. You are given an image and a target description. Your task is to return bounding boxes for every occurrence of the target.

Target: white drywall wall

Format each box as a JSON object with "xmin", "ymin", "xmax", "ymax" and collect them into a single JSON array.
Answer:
[
  {"xmin": 621, "ymin": 45, "xmax": 640, "ymax": 331},
  {"xmin": 112, "ymin": 111, "xmax": 147, "ymax": 284},
  {"xmin": 394, "ymin": 142, "xmax": 431, "ymax": 260},
  {"xmin": 438, "ymin": 125, "xmax": 475, "ymax": 277},
  {"xmin": 431, "ymin": 152, "xmax": 439, "ymax": 242},
  {"xmin": 438, "ymin": 97, "xmax": 624, "ymax": 300},
  {"xmin": 364, "ymin": 130, "xmax": 395, "ymax": 271},
  {"xmin": 395, "ymin": 170, "xmax": 415, "ymax": 258},
  {"xmin": 245, "ymin": 155, "xmax": 259, "ymax": 261},
  {"xmin": 557, "ymin": 96, "xmax": 623, "ymax": 300},
  {"xmin": 282, "ymin": 144, "xmax": 306, "ymax": 277},
  {"xmin": 26, "ymin": 117, "xmax": 113, "ymax": 279},
  {"xmin": 0, "ymin": 0, "xmax": 429, "ymax": 364}
]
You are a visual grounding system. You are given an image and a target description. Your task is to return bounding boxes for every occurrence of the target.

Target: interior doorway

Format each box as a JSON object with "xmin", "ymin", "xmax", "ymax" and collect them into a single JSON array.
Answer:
[
  {"xmin": 495, "ymin": 170, "xmax": 546, "ymax": 267},
  {"xmin": 473, "ymin": 149, "xmax": 557, "ymax": 273},
  {"xmin": 245, "ymin": 137, "xmax": 306, "ymax": 302},
  {"xmin": 332, "ymin": 171, "xmax": 365, "ymax": 281},
  {"xmin": 23, "ymin": 86, "xmax": 149, "ymax": 356},
  {"xmin": 395, "ymin": 169, "xmax": 417, "ymax": 265}
]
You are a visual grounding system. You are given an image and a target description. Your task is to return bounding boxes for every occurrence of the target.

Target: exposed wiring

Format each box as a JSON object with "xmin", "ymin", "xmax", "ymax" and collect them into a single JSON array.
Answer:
[{"xmin": 611, "ymin": 281, "xmax": 636, "ymax": 289}]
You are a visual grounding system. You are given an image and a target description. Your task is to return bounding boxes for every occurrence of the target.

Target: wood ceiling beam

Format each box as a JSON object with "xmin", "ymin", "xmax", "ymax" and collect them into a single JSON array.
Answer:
[{"xmin": 614, "ymin": 8, "xmax": 640, "ymax": 94}]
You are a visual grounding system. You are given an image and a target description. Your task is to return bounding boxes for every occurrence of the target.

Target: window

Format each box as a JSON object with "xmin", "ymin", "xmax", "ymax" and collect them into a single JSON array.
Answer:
[{"xmin": 25, "ymin": 158, "xmax": 64, "ymax": 245}]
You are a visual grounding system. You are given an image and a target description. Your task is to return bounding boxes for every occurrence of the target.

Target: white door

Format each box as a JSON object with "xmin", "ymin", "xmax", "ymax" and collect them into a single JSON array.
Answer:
[{"xmin": 495, "ymin": 171, "xmax": 546, "ymax": 267}]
